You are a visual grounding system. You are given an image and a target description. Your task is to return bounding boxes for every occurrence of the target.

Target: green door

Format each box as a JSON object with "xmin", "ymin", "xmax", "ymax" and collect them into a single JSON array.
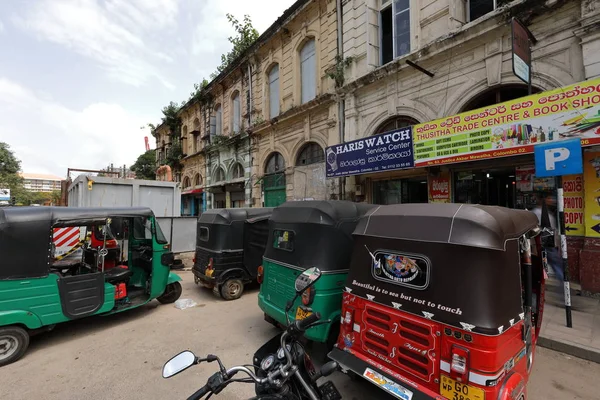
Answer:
[{"xmin": 264, "ymin": 172, "xmax": 286, "ymax": 207}]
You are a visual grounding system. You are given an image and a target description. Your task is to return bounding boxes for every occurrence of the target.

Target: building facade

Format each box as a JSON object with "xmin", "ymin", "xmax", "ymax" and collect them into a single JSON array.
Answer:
[
  {"xmin": 20, "ymin": 173, "xmax": 62, "ymax": 192},
  {"xmin": 335, "ymin": 0, "xmax": 600, "ymax": 291},
  {"xmin": 250, "ymin": 0, "xmax": 339, "ymax": 206}
]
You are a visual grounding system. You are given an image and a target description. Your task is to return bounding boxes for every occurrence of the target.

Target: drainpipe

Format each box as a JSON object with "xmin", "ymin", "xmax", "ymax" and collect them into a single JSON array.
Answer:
[
  {"xmin": 247, "ymin": 62, "xmax": 254, "ymax": 207},
  {"xmin": 336, "ymin": 0, "xmax": 345, "ymax": 200}
]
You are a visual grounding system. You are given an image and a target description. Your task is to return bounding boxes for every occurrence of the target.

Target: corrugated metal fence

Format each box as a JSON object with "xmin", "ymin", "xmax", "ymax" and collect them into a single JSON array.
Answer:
[{"xmin": 157, "ymin": 217, "xmax": 197, "ymax": 254}]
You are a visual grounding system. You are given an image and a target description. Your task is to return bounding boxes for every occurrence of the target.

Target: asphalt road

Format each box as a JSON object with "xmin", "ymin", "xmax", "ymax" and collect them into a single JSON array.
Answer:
[{"xmin": 2, "ymin": 270, "xmax": 600, "ymax": 400}]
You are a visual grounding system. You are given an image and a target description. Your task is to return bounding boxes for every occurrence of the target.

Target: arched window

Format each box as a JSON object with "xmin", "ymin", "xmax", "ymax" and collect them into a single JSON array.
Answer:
[
  {"xmin": 374, "ymin": 116, "xmax": 419, "ymax": 135},
  {"xmin": 265, "ymin": 152, "xmax": 285, "ymax": 174},
  {"xmin": 460, "ymin": 85, "xmax": 542, "ymax": 113},
  {"xmin": 192, "ymin": 118, "xmax": 201, "ymax": 153},
  {"xmin": 231, "ymin": 91, "xmax": 241, "ymax": 134},
  {"xmin": 295, "ymin": 142, "xmax": 324, "ymax": 166},
  {"xmin": 231, "ymin": 163, "xmax": 245, "ymax": 179},
  {"xmin": 193, "ymin": 173, "xmax": 202, "ymax": 187},
  {"xmin": 300, "ymin": 39, "xmax": 316, "ymax": 104},
  {"xmin": 268, "ymin": 64, "xmax": 280, "ymax": 118},
  {"xmin": 213, "ymin": 104, "xmax": 222, "ymax": 137},
  {"xmin": 182, "ymin": 176, "xmax": 191, "ymax": 189},
  {"xmin": 214, "ymin": 167, "xmax": 226, "ymax": 183}
]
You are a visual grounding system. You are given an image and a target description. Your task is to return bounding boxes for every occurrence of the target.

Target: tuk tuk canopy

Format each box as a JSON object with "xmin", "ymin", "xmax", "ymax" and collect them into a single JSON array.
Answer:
[
  {"xmin": 0, "ymin": 206, "xmax": 155, "ymax": 280},
  {"xmin": 263, "ymin": 201, "xmax": 377, "ymax": 272},
  {"xmin": 356, "ymin": 203, "xmax": 539, "ymax": 251},
  {"xmin": 347, "ymin": 203, "xmax": 540, "ymax": 336},
  {"xmin": 196, "ymin": 208, "xmax": 274, "ymax": 252}
]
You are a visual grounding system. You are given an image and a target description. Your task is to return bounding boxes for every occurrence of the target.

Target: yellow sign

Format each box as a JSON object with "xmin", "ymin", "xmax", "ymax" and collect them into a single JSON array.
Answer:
[
  {"xmin": 412, "ymin": 78, "xmax": 600, "ymax": 166},
  {"xmin": 562, "ymin": 175, "xmax": 585, "ymax": 236},
  {"xmin": 584, "ymin": 150, "xmax": 600, "ymax": 237}
]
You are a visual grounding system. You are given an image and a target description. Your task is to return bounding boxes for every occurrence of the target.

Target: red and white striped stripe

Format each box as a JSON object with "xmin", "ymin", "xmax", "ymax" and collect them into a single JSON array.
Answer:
[{"xmin": 53, "ymin": 227, "xmax": 81, "ymax": 249}]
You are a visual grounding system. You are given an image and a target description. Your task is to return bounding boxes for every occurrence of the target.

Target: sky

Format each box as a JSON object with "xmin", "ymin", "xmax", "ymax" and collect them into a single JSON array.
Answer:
[{"xmin": 0, "ymin": 0, "xmax": 296, "ymax": 178}]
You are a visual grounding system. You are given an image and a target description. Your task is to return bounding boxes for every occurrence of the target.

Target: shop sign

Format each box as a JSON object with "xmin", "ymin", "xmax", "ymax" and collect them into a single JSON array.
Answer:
[
  {"xmin": 0, "ymin": 188, "xmax": 9, "ymax": 202},
  {"xmin": 562, "ymin": 174, "xmax": 585, "ymax": 236},
  {"xmin": 516, "ymin": 166, "xmax": 535, "ymax": 192},
  {"xmin": 325, "ymin": 127, "xmax": 414, "ymax": 178},
  {"xmin": 511, "ymin": 18, "xmax": 532, "ymax": 85},
  {"xmin": 428, "ymin": 173, "xmax": 451, "ymax": 203},
  {"xmin": 584, "ymin": 150, "xmax": 600, "ymax": 237},
  {"xmin": 412, "ymin": 78, "xmax": 600, "ymax": 167}
]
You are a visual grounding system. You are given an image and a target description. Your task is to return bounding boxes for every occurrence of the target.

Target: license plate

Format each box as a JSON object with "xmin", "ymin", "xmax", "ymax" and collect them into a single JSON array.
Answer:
[
  {"xmin": 295, "ymin": 306, "xmax": 312, "ymax": 320},
  {"xmin": 363, "ymin": 368, "xmax": 413, "ymax": 400},
  {"xmin": 440, "ymin": 375, "xmax": 485, "ymax": 400}
]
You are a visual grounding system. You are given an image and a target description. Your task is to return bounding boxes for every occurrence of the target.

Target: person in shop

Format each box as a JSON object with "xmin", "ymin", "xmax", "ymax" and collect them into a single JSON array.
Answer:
[{"xmin": 529, "ymin": 193, "xmax": 563, "ymax": 282}]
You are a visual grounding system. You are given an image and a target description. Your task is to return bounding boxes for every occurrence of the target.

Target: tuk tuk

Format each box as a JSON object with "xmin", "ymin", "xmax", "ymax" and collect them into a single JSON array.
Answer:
[
  {"xmin": 328, "ymin": 203, "xmax": 546, "ymax": 400},
  {"xmin": 0, "ymin": 206, "xmax": 183, "ymax": 367},
  {"xmin": 192, "ymin": 207, "xmax": 274, "ymax": 300},
  {"xmin": 257, "ymin": 200, "xmax": 377, "ymax": 347}
]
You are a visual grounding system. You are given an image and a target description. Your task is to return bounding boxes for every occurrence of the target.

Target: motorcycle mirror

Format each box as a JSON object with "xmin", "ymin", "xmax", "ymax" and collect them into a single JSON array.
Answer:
[
  {"xmin": 162, "ymin": 350, "xmax": 196, "ymax": 378},
  {"xmin": 294, "ymin": 267, "xmax": 322, "ymax": 294}
]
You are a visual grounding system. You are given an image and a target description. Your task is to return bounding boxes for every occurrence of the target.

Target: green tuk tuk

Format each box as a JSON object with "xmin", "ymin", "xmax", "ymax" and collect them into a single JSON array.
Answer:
[
  {"xmin": 257, "ymin": 200, "xmax": 376, "ymax": 347},
  {"xmin": 0, "ymin": 206, "xmax": 182, "ymax": 366}
]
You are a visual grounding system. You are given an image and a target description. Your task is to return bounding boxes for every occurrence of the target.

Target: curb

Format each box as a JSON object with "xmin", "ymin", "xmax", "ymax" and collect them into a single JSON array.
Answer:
[{"xmin": 537, "ymin": 335, "xmax": 600, "ymax": 364}]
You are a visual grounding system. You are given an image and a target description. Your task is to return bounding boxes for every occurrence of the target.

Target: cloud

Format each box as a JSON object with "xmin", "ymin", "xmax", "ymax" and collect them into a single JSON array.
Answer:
[
  {"xmin": 0, "ymin": 20, "xmax": 4, "ymax": 33},
  {"xmin": 11, "ymin": 0, "xmax": 179, "ymax": 89},
  {"xmin": 0, "ymin": 78, "xmax": 154, "ymax": 176}
]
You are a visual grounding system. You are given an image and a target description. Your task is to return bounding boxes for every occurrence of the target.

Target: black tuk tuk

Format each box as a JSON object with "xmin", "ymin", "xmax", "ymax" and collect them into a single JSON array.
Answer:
[
  {"xmin": 192, "ymin": 207, "xmax": 274, "ymax": 300},
  {"xmin": 329, "ymin": 203, "xmax": 546, "ymax": 400}
]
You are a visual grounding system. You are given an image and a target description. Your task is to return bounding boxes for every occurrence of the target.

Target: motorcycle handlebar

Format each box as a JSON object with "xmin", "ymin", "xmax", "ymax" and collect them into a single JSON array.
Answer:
[
  {"xmin": 186, "ymin": 385, "xmax": 211, "ymax": 400},
  {"xmin": 295, "ymin": 312, "xmax": 321, "ymax": 332}
]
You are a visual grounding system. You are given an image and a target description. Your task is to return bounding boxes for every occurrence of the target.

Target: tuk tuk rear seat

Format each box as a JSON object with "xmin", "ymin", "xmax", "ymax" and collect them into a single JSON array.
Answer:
[{"xmin": 103, "ymin": 266, "xmax": 132, "ymax": 284}]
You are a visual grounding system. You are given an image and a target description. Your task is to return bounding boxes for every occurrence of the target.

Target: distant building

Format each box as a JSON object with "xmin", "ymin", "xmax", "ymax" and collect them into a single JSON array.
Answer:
[{"xmin": 20, "ymin": 173, "xmax": 63, "ymax": 192}]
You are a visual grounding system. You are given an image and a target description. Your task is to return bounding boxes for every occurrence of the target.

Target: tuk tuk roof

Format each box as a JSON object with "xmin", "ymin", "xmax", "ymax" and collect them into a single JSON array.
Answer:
[
  {"xmin": 0, "ymin": 206, "xmax": 155, "ymax": 280},
  {"xmin": 269, "ymin": 201, "xmax": 377, "ymax": 226},
  {"xmin": 198, "ymin": 207, "xmax": 274, "ymax": 226},
  {"xmin": 356, "ymin": 203, "xmax": 539, "ymax": 251}
]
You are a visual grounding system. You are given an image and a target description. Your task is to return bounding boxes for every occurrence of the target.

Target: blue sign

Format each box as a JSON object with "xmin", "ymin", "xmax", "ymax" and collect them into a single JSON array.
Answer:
[
  {"xmin": 325, "ymin": 127, "xmax": 414, "ymax": 178},
  {"xmin": 534, "ymin": 138, "xmax": 583, "ymax": 178}
]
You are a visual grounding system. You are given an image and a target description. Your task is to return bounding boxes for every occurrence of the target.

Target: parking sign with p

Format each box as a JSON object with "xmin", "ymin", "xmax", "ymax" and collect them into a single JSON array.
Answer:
[{"xmin": 534, "ymin": 139, "xmax": 583, "ymax": 177}]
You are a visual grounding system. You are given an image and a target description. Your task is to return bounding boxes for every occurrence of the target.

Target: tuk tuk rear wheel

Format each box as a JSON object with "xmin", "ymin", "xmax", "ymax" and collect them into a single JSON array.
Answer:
[
  {"xmin": 0, "ymin": 326, "xmax": 29, "ymax": 367},
  {"xmin": 220, "ymin": 279, "xmax": 244, "ymax": 301},
  {"xmin": 157, "ymin": 282, "xmax": 183, "ymax": 304}
]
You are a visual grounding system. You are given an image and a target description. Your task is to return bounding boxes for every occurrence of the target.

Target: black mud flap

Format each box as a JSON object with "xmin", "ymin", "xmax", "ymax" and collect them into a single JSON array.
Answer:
[{"xmin": 57, "ymin": 272, "xmax": 106, "ymax": 319}]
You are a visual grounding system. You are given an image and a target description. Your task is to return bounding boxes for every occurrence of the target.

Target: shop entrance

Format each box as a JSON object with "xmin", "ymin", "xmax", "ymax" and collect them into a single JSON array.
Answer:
[
  {"xmin": 373, "ymin": 177, "xmax": 428, "ymax": 205},
  {"xmin": 454, "ymin": 167, "xmax": 516, "ymax": 208}
]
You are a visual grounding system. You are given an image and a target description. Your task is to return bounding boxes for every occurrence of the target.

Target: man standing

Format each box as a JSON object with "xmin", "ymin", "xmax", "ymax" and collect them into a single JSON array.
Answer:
[{"xmin": 530, "ymin": 193, "xmax": 563, "ymax": 282}]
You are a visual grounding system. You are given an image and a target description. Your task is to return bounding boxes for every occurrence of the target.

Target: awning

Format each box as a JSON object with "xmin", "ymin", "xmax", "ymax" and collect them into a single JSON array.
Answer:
[{"xmin": 182, "ymin": 188, "xmax": 203, "ymax": 195}]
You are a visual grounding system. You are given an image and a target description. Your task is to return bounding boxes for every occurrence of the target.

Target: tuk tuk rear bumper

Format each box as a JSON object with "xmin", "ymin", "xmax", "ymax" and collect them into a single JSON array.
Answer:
[
  {"xmin": 192, "ymin": 267, "xmax": 216, "ymax": 285},
  {"xmin": 328, "ymin": 347, "xmax": 440, "ymax": 400}
]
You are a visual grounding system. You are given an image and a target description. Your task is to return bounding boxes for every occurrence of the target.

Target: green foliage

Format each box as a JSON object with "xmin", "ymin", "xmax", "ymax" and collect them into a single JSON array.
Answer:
[
  {"xmin": 326, "ymin": 55, "xmax": 354, "ymax": 88},
  {"xmin": 210, "ymin": 14, "xmax": 259, "ymax": 79},
  {"xmin": 190, "ymin": 78, "xmax": 210, "ymax": 102},
  {"xmin": 0, "ymin": 142, "xmax": 26, "ymax": 204},
  {"xmin": 130, "ymin": 149, "xmax": 157, "ymax": 180},
  {"xmin": 166, "ymin": 142, "xmax": 184, "ymax": 170}
]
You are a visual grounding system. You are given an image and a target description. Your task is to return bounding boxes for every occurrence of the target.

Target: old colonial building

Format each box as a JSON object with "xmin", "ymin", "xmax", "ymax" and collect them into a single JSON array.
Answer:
[
  {"xmin": 249, "ymin": 0, "xmax": 339, "ymax": 206},
  {"xmin": 336, "ymin": 0, "xmax": 600, "ymax": 290}
]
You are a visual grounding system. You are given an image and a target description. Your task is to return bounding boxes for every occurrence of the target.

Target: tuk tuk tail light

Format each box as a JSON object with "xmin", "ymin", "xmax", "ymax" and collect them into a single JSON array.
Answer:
[
  {"xmin": 301, "ymin": 286, "xmax": 315, "ymax": 306},
  {"xmin": 257, "ymin": 265, "xmax": 264, "ymax": 284},
  {"xmin": 208, "ymin": 258, "xmax": 214, "ymax": 269},
  {"xmin": 450, "ymin": 346, "xmax": 470, "ymax": 383}
]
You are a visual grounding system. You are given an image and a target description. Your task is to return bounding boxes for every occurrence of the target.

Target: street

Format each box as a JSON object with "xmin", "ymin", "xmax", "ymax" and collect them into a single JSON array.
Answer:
[{"xmin": 2, "ymin": 270, "xmax": 599, "ymax": 400}]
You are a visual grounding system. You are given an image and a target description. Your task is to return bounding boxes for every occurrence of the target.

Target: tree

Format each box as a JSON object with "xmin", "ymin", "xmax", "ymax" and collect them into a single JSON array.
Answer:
[
  {"xmin": 131, "ymin": 149, "xmax": 157, "ymax": 180},
  {"xmin": 0, "ymin": 142, "xmax": 27, "ymax": 204},
  {"xmin": 211, "ymin": 14, "xmax": 259, "ymax": 79}
]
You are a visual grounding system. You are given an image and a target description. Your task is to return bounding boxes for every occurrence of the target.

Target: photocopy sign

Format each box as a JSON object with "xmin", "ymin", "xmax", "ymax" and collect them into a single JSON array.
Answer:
[{"xmin": 325, "ymin": 127, "xmax": 414, "ymax": 178}]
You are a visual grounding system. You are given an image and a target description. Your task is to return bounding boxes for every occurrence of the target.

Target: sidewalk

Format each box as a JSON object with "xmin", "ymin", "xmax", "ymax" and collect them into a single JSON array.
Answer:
[{"xmin": 538, "ymin": 278, "xmax": 600, "ymax": 363}]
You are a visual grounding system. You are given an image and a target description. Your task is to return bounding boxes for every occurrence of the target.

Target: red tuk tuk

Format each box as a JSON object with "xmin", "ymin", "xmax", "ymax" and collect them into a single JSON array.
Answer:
[{"xmin": 328, "ymin": 203, "xmax": 545, "ymax": 400}]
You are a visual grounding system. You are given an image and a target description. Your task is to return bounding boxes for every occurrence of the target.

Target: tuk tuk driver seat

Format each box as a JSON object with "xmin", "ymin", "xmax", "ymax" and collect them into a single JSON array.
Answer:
[{"xmin": 103, "ymin": 265, "xmax": 133, "ymax": 284}]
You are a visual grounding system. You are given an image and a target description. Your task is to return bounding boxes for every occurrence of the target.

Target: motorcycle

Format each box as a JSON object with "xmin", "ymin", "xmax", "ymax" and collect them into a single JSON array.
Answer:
[{"xmin": 162, "ymin": 267, "xmax": 342, "ymax": 400}]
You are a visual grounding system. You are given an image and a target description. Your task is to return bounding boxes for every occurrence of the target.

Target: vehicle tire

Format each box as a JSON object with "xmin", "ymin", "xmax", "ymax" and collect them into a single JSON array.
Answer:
[
  {"xmin": 0, "ymin": 326, "xmax": 30, "ymax": 367},
  {"xmin": 220, "ymin": 279, "xmax": 244, "ymax": 301},
  {"xmin": 157, "ymin": 282, "xmax": 183, "ymax": 304}
]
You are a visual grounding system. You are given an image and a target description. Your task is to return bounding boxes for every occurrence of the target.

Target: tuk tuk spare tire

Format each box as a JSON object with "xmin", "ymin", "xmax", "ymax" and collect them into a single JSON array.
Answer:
[
  {"xmin": 220, "ymin": 279, "xmax": 244, "ymax": 301},
  {"xmin": 0, "ymin": 326, "xmax": 29, "ymax": 367},
  {"xmin": 157, "ymin": 281, "xmax": 183, "ymax": 304}
]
